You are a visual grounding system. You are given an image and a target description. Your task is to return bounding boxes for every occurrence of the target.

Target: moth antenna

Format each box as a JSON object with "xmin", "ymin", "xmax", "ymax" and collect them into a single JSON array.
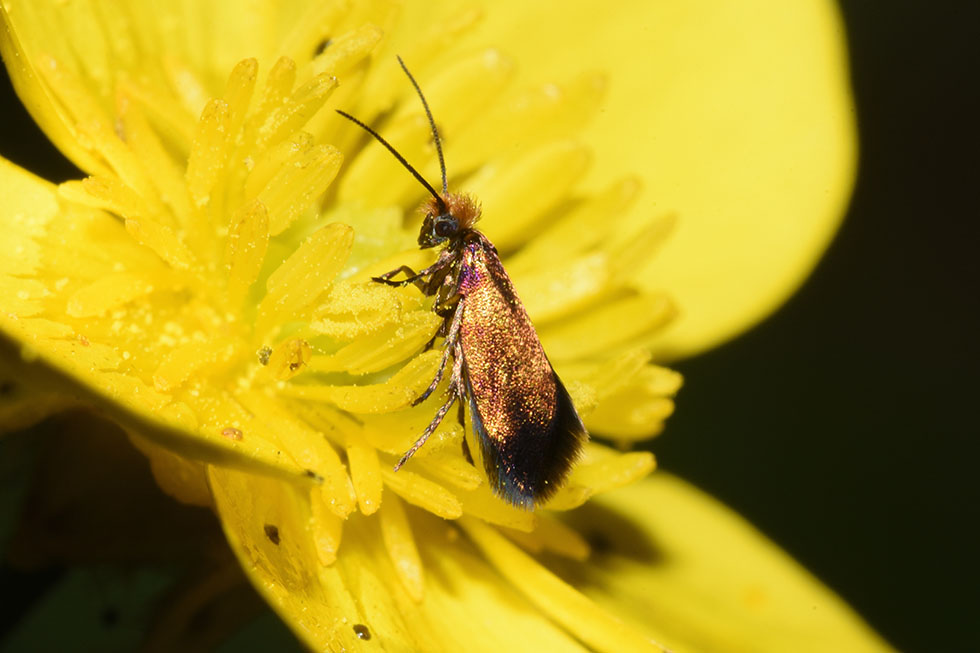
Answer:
[
  {"xmin": 397, "ymin": 55, "xmax": 448, "ymax": 195},
  {"xmin": 335, "ymin": 109, "xmax": 446, "ymax": 212}
]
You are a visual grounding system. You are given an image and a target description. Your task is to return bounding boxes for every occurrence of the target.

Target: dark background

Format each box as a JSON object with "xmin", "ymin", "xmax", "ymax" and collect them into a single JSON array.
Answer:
[
  {"xmin": 659, "ymin": 3, "xmax": 979, "ymax": 652},
  {"xmin": 0, "ymin": 2, "xmax": 976, "ymax": 651}
]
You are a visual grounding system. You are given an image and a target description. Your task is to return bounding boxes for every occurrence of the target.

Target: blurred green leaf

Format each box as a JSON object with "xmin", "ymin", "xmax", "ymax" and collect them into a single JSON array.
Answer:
[{"xmin": 0, "ymin": 566, "xmax": 175, "ymax": 653}]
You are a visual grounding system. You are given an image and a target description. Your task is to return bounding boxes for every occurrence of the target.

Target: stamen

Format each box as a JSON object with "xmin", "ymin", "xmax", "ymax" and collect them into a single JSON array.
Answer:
[
  {"xmin": 393, "ymin": 49, "xmax": 514, "ymax": 146},
  {"xmin": 585, "ymin": 366, "xmax": 682, "ymax": 440},
  {"xmin": 152, "ymin": 338, "xmax": 224, "ymax": 392},
  {"xmin": 186, "ymin": 98, "xmax": 232, "ymax": 209},
  {"xmin": 117, "ymin": 79, "xmax": 197, "ymax": 151},
  {"xmin": 279, "ymin": 1, "xmax": 347, "ymax": 65},
  {"xmin": 358, "ymin": 6, "xmax": 484, "ymax": 111},
  {"xmin": 256, "ymin": 222, "xmax": 353, "ymax": 336},
  {"xmin": 239, "ymin": 391, "xmax": 357, "ymax": 518},
  {"xmin": 310, "ymin": 498, "xmax": 343, "ymax": 566},
  {"xmin": 222, "ymin": 58, "xmax": 259, "ymax": 142},
  {"xmin": 307, "ymin": 310, "xmax": 440, "ymax": 375},
  {"xmin": 264, "ymin": 338, "xmax": 313, "ymax": 381},
  {"xmin": 450, "ymin": 72, "xmax": 607, "ymax": 172},
  {"xmin": 545, "ymin": 448, "xmax": 656, "ymax": 510},
  {"xmin": 381, "ymin": 467, "xmax": 463, "ymax": 520},
  {"xmin": 244, "ymin": 132, "xmax": 314, "ymax": 200},
  {"xmin": 123, "ymin": 216, "xmax": 195, "ymax": 271},
  {"xmin": 379, "ymin": 494, "xmax": 425, "ymax": 602},
  {"xmin": 255, "ymin": 144, "xmax": 343, "ymax": 235},
  {"xmin": 577, "ymin": 448, "xmax": 656, "ymax": 489},
  {"xmin": 279, "ymin": 350, "xmax": 440, "ymax": 413},
  {"xmin": 224, "ymin": 199, "xmax": 270, "ymax": 308},
  {"xmin": 541, "ymin": 292, "xmax": 675, "ymax": 360},
  {"xmin": 460, "ymin": 487, "xmax": 537, "ymax": 532},
  {"xmin": 512, "ymin": 252, "xmax": 610, "ymax": 323},
  {"xmin": 337, "ymin": 113, "xmax": 441, "ymax": 208},
  {"xmin": 163, "ymin": 56, "xmax": 211, "ymax": 117},
  {"xmin": 508, "ymin": 178, "xmax": 642, "ymax": 271},
  {"xmin": 461, "ymin": 519, "xmax": 664, "ymax": 652},
  {"xmin": 607, "ymin": 213, "xmax": 678, "ymax": 280},
  {"xmin": 466, "ymin": 141, "xmax": 591, "ymax": 250},
  {"xmin": 346, "ymin": 438, "xmax": 384, "ymax": 515},
  {"xmin": 58, "ymin": 176, "xmax": 157, "ymax": 226},
  {"xmin": 35, "ymin": 54, "xmax": 113, "ymax": 157},
  {"xmin": 75, "ymin": 120, "xmax": 165, "ymax": 215},
  {"xmin": 116, "ymin": 93, "xmax": 193, "ymax": 225},
  {"xmin": 559, "ymin": 349, "xmax": 655, "ymax": 403},
  {"xmin": 248, "ymin": 57, "xmax": 297, "ymax": 144},
  {"xmin": 418, "ymin": 455, "xmax": 484, "ymax": 492},
  {"xmin": 501, "ymin": 515, "xmax": 590, "ymax": 561},
  {"xmin": 254, "ymin": 72, "xmax": 337, "ymax": 150},
  {"xmin": 528, "ymin": 515, "xmax": 591, "ymax": 561},
  {"xmin": 65, "ymin": 273, "xmax": 153, "ymax": 319},
  {"xmin": 310, "ymin": 24, "xmax": 384, "ymax": 78},
  {"xmin": 309, "ymin": 281, "xmax": 413, "ymax": 340}
]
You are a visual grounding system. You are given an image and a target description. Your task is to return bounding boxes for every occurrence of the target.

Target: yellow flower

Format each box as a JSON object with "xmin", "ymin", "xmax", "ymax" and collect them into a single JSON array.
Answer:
[{"xmin": 0, "ymin": 0, "xmax": 888, "ymax": 651}]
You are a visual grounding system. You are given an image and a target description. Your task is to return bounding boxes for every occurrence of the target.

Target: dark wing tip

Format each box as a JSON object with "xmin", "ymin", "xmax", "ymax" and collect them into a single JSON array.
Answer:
[
  {"xmin": 471, "ymin": 373, "xmax": 588, "ymax": 510},
  {"xmin": 524, "ymin": 374, "xmax": 589, "ymax": 506}
]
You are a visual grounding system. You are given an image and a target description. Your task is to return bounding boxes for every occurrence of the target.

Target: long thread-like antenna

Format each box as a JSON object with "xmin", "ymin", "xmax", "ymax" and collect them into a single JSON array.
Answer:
[
  {"xmin": 335, "ymin": 108, "xmax": 445, "ymax": 212},
  {"xmin": 396, "ymin": 55, "xmax": 448, "ymax": 195}
]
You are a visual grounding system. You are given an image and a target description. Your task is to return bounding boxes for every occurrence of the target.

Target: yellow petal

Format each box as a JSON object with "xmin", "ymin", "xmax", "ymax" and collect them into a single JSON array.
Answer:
[
  {"xmin": 0, "ymin": 157, "xmax": 309, "ymax": 482},
  {"xmin": 0, "ymin": 334, "xmax": 77, "ymax": 433},
  {"xmin": 0, "ymin": 5, "xmax": 110, "ymax": 175},
  {"xmin": 210, "ymin": 466, "xmax": 590, "ymax": 652},
  {"xmin": 0, "ymin": 6, "xmax": 877, "ymax": 652},
  {"xmin": 128, "ymin": 435, "xmax": 212, "ymax": 507},
  {"xmin": 551, "ymin": 474, "xmax": 893, "ymax": 652},
  {"xmin": 469, "ymin": 0, "xmax": 856, "ymax": 358},
  {"xmin": 461, "ymin": 518, "xmax": 664, "ymax": 652}
]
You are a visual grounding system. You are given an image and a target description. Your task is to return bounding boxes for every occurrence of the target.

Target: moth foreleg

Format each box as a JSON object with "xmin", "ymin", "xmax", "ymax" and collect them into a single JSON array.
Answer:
[
  {"xmin": 372, "ymin": 265, "xmax": 426, "ymax": 291},
  {"xmin": 374, "ymin": 252, "xmax": 455, "ymax": 292}
]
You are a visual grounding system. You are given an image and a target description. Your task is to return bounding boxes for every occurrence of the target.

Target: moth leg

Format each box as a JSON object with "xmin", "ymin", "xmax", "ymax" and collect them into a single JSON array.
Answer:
[
  {"xmin": 394, "ymin": 392, "xmax": 457, "ymax": 471},
  {"xmin": 434, "ymin": 265, "xmax": 459, "ymax": 310},
  {"xmin": 413, "ymin": 299, "xmax": 464, "ymax": 406},
  {"xmin": 374, "ymin": 250, "xmax": 454, "ymax": 290},
  {"xmin": 374, "ymin": 264, "xmax": 416, "ymax": 281},
  {"xmin": 423, "ymin": 293, "xmax": 462, "ymax": 352},
  {"xmin": 434, "ymin": 292, "xmax": 461, "ymax": 317},
  {"xmin": 461, "ymin": 435, "xmax": 474, "ymax": 466},
  {"xmin": 457, "ymin": 399, "xmax": 474, "ymax": 465},
  {"xmin": 372, "ymin": 265, "xmax": 426, "ymax": 291},
  {"xmin": 413, "ymin": 347, "xmax": 450, "ymax": 403},
  {"xmin": 456, "ymin": 398, "xmax": 466, "ymax": 428}
]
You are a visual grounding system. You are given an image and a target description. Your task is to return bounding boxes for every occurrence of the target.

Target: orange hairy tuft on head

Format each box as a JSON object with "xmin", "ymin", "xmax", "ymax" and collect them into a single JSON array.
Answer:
[{"xmin": 424, "ymin": 193, "xmax": 482, "ymax": 229}]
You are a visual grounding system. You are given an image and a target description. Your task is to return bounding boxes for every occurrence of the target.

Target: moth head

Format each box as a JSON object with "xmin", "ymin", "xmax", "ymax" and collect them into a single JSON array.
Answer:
[
  {"xmin": 418, "ymin": 193, "xmax": 481, "ymax": 248},
  {"xmin": 418, "ymin": 211, "xmax": 459, "ymax": 248}
]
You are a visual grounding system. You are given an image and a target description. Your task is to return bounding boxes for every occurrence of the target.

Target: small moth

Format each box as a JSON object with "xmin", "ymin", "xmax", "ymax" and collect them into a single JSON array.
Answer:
[{"xmin": 337, "ymin": 57, "xmax": 587, "ymax": 509}]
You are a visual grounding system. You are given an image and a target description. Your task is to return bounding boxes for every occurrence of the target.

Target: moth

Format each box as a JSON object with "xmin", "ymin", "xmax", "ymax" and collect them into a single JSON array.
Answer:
[{"xmin": 337, "ymin": 57, "xmax": 587, "ymax": 508}]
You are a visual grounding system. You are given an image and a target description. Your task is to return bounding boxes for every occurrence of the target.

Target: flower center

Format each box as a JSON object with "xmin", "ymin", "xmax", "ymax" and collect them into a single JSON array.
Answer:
[{"xmin": 16, "ymin": 4, "xmax": 680, "ymax": 599}]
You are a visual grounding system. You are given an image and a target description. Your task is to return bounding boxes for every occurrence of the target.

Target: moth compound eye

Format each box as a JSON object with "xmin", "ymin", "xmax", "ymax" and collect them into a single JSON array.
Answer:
[{"xmin": 434, "ymin": 216, "xmax": 458, "ymax": 237}]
